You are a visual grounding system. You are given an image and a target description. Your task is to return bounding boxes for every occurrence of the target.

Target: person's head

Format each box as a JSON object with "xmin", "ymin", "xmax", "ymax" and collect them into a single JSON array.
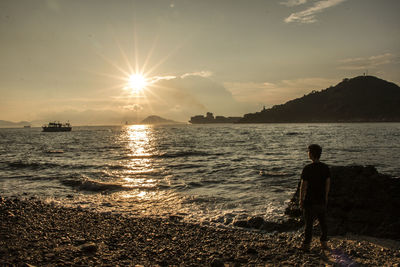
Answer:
[{"xmin": 308, "ymin": 144, "xmax": 322, "ymax": 161}]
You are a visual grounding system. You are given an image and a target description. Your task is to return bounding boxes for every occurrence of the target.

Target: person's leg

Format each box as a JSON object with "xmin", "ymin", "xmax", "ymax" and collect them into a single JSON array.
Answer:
[
  {"xmin": 303, "ymin": 206, "xmax": 314, "ymax": 246},
  {"xmin": 315, "ymin": 205, "xmax": 328, "ymax": 243}
]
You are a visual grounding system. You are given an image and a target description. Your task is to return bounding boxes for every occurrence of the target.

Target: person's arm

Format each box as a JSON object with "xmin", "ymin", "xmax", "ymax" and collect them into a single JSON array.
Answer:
[
  {"xmin": 299, "ymin": 180, "xmax": 307, "ymax": 210},
  {"xmin": 325, "ymin": 177, "xmax": 330, "ymax": 205}
]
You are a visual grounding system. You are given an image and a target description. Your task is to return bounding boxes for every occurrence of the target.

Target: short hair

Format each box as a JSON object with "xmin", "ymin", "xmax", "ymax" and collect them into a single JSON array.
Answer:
[{"xmin": 308, "ymin": 144, "xmax": 322, "ymax": 159}]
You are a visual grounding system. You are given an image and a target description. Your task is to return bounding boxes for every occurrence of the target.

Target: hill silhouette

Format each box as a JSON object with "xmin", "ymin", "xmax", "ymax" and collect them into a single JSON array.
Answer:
[
  {"xmin": 239, "ymin": 76, "xmax": 400, "ymax": 123},
  {"xmin": 140, "ymin": 115, "xmax": 181, "ymax": 125}
]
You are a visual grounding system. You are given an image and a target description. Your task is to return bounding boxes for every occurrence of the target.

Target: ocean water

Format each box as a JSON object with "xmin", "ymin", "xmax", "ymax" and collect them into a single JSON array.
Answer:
[{"xmin": 1, "ymin": 123, "xmax": 399, "ymax": 226}]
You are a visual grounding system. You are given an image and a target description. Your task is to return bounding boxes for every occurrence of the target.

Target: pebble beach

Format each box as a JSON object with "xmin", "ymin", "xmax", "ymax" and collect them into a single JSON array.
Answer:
[{"xmin": 1, "ymin": 197, "xmax": 399, "ymax": 266}]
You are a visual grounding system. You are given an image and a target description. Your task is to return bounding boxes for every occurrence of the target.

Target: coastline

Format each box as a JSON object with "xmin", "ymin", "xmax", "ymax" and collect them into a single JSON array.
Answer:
[{"xmin": 1, "ymin": 197, "xmax": 399, "ymax": 266}]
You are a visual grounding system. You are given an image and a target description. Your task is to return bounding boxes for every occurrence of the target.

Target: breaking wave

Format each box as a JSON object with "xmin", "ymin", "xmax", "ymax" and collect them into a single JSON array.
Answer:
[{"xmin": 60, "ymin": 178, "xmax": 130, "ymax": 192}]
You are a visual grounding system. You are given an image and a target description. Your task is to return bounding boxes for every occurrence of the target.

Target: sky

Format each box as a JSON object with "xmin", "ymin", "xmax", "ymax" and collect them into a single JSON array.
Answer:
[{"xmin": 1, "ymin": 0, "xmax": 399, "ymax": 124}]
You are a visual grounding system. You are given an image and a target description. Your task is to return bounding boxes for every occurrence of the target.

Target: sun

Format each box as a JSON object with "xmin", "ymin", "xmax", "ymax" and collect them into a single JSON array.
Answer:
[{"xmin": 127, "ymin": 74, "xmax": 148, "ymax": 93}]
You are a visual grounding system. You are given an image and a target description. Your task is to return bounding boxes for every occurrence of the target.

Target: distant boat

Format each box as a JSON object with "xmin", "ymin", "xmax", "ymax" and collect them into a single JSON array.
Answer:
[
  {"xmin": 42, "ymin": 121, "xmax": 72, "ymax": 132},
  {"xmin": 23, "ymin": 125, "xmax": 31, "ymax": 128}
]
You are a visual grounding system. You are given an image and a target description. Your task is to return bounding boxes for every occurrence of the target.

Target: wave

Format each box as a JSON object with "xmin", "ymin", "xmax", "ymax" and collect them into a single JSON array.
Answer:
[
  {"xmin": 60, "ymin": 178, "xmax": 130, "ymax": 192},
  {"xmin": 160, "ymin": 151, "xmax": 211, "ymax": 158},
  {"xmin": 105, "ymin": 164, "xmax": 132, "ymax": 170},
  {"xmin": 120, "ymin": 150, "xmax": 219, "ymax": 160},
  {"xmin": 285, "ymin": 132, "xmax": 302, "ymax": 136},
  {"xmin": 5, "ymin": 161, "xmax": 60, "ymax": 170},
  {"xmin": 44, "ymin": 150, "xmax": 64, "ymax": 154},
  {"xmin": 3, "ymin": 160, "xmax": 102, "ymax": 171},
  {"xmin": 186, "ymin": 181, "xmax": 202, "ymax": 188},
  {"xmin": 259, "ymin": 171, "xmax": 293, "ymax": 177}
]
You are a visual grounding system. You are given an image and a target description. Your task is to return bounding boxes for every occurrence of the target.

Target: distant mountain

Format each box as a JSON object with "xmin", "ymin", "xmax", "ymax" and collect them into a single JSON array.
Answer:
[
  {"xmin": 0, "ymin": 120, "xmax": 31, "ymax": 128},
  {"xmin": 140, "ymin": 115, "xmax": 181, "ymax": 125},
  {"xmin": 239, "ymin": 76, "xmax": 400, "ymax": 123}
]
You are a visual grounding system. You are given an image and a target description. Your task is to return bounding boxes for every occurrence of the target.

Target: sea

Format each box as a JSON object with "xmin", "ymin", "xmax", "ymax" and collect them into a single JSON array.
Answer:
[{"xmin": 1, "ymin": 123, "xmax": 399, "ymax": 227}]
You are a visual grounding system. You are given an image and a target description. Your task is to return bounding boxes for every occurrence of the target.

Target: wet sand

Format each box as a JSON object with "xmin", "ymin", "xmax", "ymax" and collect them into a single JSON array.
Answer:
[{"xmin": 1, "ymin": 197, "xmax": 399, "ymax": 266}]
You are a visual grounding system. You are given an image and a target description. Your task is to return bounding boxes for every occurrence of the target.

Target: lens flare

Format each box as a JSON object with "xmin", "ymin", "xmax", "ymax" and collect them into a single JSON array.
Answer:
[{"xmin": 127, "ymin": 74, "xmax": 148, "ymax": 93}]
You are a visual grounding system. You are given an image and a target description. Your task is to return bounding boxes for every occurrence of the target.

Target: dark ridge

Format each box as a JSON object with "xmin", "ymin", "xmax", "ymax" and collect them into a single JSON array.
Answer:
[{"xmin": 239, "ymin": 76, "xmax": 400, "ymax": 123}]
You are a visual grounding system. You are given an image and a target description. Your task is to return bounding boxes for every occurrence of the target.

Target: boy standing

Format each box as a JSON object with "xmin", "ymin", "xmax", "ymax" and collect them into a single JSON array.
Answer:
[{"xmin": 299, "ymin": 144, "xmax": 330, "ymax": 251}]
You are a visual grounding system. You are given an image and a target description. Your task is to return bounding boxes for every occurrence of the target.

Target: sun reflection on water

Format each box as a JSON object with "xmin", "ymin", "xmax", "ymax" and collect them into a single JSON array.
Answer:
[
  {"xmin": 126, "ymin": 125, "xmax": 152, "ymax": 158},
  {"xmin": 121, "ymin": 125, "xmax": 155, "ymax": 190},
  {"xmin": 86, "ymin": 124, "xmax": 183, "ymax": 217}
]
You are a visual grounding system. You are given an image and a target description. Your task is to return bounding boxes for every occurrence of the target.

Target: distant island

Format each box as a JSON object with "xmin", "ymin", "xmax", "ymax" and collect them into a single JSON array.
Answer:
[
  {"xmin": 189, "ymin": 112, "xmax": 242, "ymax": 124},
  {"xmin": 140, "ymin": 115, "xmax": 182, "ymax": 125},
  {"xmin": 238, "ymin": 75, "xmax": 400, "ymax": 123},
  {"xmin": 0, "ymin": 120, "xmax": 31, "ymax": 128}
]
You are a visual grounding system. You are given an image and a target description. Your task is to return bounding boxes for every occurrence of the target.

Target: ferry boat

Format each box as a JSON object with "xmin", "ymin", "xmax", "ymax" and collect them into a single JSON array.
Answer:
[{"xmin": 42, "ymin": 121, "xmax": 72, "ymax": 132}]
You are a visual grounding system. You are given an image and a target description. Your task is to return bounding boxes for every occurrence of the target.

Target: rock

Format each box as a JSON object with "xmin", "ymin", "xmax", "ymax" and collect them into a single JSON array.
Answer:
[
  {"xmin": 169, "ymin": 215, "xmax": 183, "ymax": 221},
  {"xmin": 246, "ymin": 247, "xmax": 258, "ymax": 255},
  {"xmin": 232, "ymin": 219, "xmax": 249, "ymax": 228},
  {"xmin": 75, "ymin": 238, "xmax": 86, "ymax": 245},
  {"xmin": 248, "ymin": 217, "xmax": 264, "ymax": 229},
  {"xmin": 285, "ymin": 165, "xmax": 400, "ymax": 239},
  {"xmin": 209, "ymin": 258, "xmax": 224, "ymax": 267},
  {"xmin": 79, "ymin": 242, "xmax": 98, "ymax": 253}
]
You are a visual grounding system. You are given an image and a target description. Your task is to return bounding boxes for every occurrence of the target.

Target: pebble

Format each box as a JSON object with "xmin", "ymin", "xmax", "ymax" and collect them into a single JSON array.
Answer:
[
  {"xmin": 79, "ymin": 242, "xmax": 98, "ymax": 253},
  {"xmin": 1, "ymin": 197, "xmax": 399, "ymax": 266},
  {"xmin": 209, "ymin": 258, "xmax": 224, "ymax": 267}
]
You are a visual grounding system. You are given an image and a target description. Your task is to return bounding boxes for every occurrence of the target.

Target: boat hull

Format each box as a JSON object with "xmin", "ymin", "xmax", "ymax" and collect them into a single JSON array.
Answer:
[{"xmin": 42, "ymin": 127, "xmax": 72, "ymax": 132}]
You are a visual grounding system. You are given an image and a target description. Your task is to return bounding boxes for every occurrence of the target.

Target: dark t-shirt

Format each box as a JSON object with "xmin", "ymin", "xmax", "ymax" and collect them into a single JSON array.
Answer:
[{"xmin": 301, "ymin": 162, "xmax": 330, "ymax": 205}]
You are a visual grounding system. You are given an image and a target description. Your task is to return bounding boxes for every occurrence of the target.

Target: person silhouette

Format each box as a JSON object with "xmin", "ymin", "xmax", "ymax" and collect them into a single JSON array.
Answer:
[{"xmin": 299, "ymin": 144, "xmax": 330, "ymax": 251}]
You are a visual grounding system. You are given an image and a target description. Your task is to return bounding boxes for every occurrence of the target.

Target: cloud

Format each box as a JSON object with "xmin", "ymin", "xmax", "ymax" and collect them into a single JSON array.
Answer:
[
  {"xmin": 280, "ymin": 0, "xmax": 308, "ymax": 7},
  {"xmin": 338, "ymin": 53, "xmax": 397, "ymax": 70},
  {"xmin": 123, "ymin": 104, "xmax": 143, "ymax": 111},
  {"xmin": 181, "ymin": 71, "xmax": 213, "ymax": 79},
  {"xmin": 224, "ymin": 77, "xmax": 337, "ymax": 107},
  {"xmin": 148, "ymin": 75, "xmax": 177, "ymax": 84},
  {"xmin": 150, "ymin": 74, "xmax": 244, "ymax": 118},
  {"xmin": 37, "ymin": 109, "xmax": 128, "ymax": 126},
  {"xmin": 26, "ymin": 71, "xmax": 241, "ymax": 124},
  {"xmin": 146, "ymin": 70, "xmax": 212, "ymax": 84},
  {"xmin": 284, "ymin": 0, "xmax": 348, "ymax": 24}
]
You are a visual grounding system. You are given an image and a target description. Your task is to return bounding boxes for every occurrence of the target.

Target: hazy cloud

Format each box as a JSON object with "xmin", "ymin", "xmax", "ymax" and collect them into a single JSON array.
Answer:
[
  {"xmin": 123, "ymin": 104, "xmax": 143, "ymax": 111},
  {"xmin": 146, "ymin": 70, "xmax": 212, "ymax": 84},
  {"xmin": 181, "ymin": 71, "xmax": 213, "ymax": 79},
  {"xmin": 225, "ymin": 77, "xmax": 337, "ymax": 107},
  {"xmin": 151, "ymin": 75, "xmax": 243, "ymax": 118},
  {"xmin": 338, "ymin": 53, "xmax": 397, "ymax": 70},
  {"xmin": 148, "ymin": 75, "xmax": 177, "ymax": 84},
  {"xmin": 285, "ymin": 0, "xmax": 348, "ymax": 24},
  {"xmin": 280, "ymin": 0, "xmax": 308, "ymax": 7},
  {"xmin": 38, "ymin": 109, "xmax": 127, "ymax": 126}
]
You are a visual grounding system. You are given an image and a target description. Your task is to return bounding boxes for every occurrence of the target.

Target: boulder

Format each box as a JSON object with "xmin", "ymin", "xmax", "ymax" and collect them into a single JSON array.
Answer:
[
  {"xmin": 233, "ymin": 216, "xmax": 302, "ymax": 232},
  {"xmin": 285, "ymin": 165, "xmax": 400, "ymax": 240}
]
